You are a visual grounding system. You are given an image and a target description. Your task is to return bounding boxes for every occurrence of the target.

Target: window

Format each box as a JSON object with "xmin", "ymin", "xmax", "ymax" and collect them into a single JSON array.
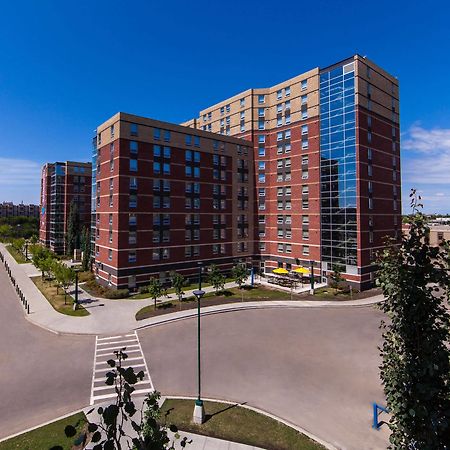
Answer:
[
  {"xmin": 368, "ymin": 181, "xmax": 373, "ymax": 193},
  {"xmin": 368, "ymin": 164, "xmax": 373, "ymax": 177},
  {"xmin": 258, "ymin": 94, "xmax": 265, "ymax": 104},
  {"xmin": 302, "ymin": 125, "xmax": 308, "ymax": 135},
  {"xmin": 258, "ymin": 174, "xmax": 266, "ymax": 183},
  {"xmin": 301, "ymin": 94, "xmax": 307, "ymax": 104},
  {"xmin": 129, "ymin": 194, "xmax": 137, "ymax": 208},
  {"xmin": 285, "ymin": 114, "xmax": 291, "ymax": 125},
  {"xmin": 302, "ymin": 139, "xmax": 309, "ymax": 149},
  {"xmin": 369, "ymin": 197, "xmax": 374, "ymax": 209},
  {"xmin": 130, "ymin": 141, "xmax": 138, "ymax": 153},
  {"xmin": 185, "ymin": 150, "xmax": 192, "ymax": 162},
  {"xmin": 277, "ymin": 117, "xmax": 283, "ymax": 127},
  {"xmin": 154, "ymin": 145, "xmax": 161, "ymax": 157},
  {"xmin": 153, "ymin": 162, "xmax": 161, "ymax": 174},
  {"xmin": 185, "ymin": 135, "xmax": 192, "ymax": 146},
  {"xmin": 154, "ymin": 128, "xmax": 161, "ymax": 140},
  {"xmin": 163, "ymin": 163, "xmax": 170, "ymax": 175},
  {"xmin": 258, "ymin": 135, "xmax": 265, "ymax": 143},
  {"xmin": 129, "ymin": 159, "xmax": 137, "ymax": 172},
  {"xmin": 130, "ymin": 123, "xmax": 138, "ymax": 136},
  {"xmin": 285, "ymin": 86, "xmax": 291, "ymax": 96},
  {"xmin": 277, "ymin": 187, "xmax": 283, "ymax": 196},
  {"xmin": 368, "ymin": 131, "xmax": 372, "ymax": 143},
  {"xmin": 152, "ymin": 249, "xmax": 160, "ymax": 261},
  {"xmin": 277, "ymin": 89, "xmax": 282, "ymax": 100},
  {"xmin": 302, "ymin": 245, "xmax": 310, "ymax": 255},
  {"xmin": 368, "ymin": 148, "xmax": 372, "ymax": 160},
  {"xmin": 301, "ymin": 110, "xmax": 308, "ymax": 119},
  {"xmin": 240, "ymin": 98, "xmax": 245, "ymax": 107},
  {"xmin": 194, "ymin": 151, "xmax": 200, "ymax": 162},
  {"xmin": 278, "ymin": 243, "xmax": 284, "ymax": 253},
  {"xmin": 108, "ymin": 249, "xmax": 112, "ymax": 261},
  {"xmin": 258, "ymin": 161, "xmax": 266, "ymax": 171},
  {"xmin": 258, "ymin": 108, "xmax": 265, "ymax": 117},
  {"xmin": 285, "ymin": 158, "xmax": 291, "ymax": 167},
  {"xmin": 163, "ymin": 130, "xmax": 171, "ymax": 142},
  {"xmin": 302, "ymin": 155, "xmax": 309, "ymax": 165},
  {"xmin": 277, "ymin": 132, "xmax": 283, "ymax": 141},
  {"xmin": 285, "ymin": 129, "xmax": 291, "ymax": 139},
  {"xmin": 301, "ymin": 79, "xmax": 308, "ymax": 90},
  {"xmin": 277, "ymin": 103, "xmax": 283, "ymax": 113},
  {"xmin": 286, "ymin": 244, "xmax": 292, "ymax": 253},
  {"xmin": 258, "ymin": 147, "xmax": 265, "ymax": 157},
  {"xmin": 258, "ymin": 119, "xmax": 265, "ymax": 130},
  {"xmin": 194, "ymin": 167, "xmax": 200, "ymax": 178},
  {"xmin": 128, "ymin": 250, "xmax": 136, "ymax": 262},
  {"xmin": 129, "ymin": 214, "xmax": 136, "ymax": 226},
  {"xmin": 110, "ymin": 125, "xmax": 115, "ymax": 138},
  {"xmin": 163, "ymin": 146, "xmax": 171, "ymax": 158},
  {"xmin": 194, "ymin": 136, "xmax": 200, "ymax": 147}
]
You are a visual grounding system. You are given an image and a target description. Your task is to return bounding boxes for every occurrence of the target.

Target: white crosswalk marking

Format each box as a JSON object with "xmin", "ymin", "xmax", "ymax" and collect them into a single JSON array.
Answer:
[{"xmin": 90, "ymin": 331, "xmax": 153, "ymax": 405}]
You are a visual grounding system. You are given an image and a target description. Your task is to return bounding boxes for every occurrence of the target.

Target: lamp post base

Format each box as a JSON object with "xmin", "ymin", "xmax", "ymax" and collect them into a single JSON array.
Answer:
[{"xmin": 193, "ymin": 400, "xmax": 205, "ymax": 424}]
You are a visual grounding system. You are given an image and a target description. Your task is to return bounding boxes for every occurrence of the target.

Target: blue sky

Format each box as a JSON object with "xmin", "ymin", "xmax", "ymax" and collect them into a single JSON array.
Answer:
[{"xmin": 0, "ymin": 0, "xmax": 449, "ymax": 213}]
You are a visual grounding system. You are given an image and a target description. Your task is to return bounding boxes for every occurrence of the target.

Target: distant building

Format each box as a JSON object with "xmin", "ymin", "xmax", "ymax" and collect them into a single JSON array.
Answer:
[
  {"xmin": 403, "ymin": 223, "xmax": 450, "ymax": 246},
  {"xmin": 39, "ymin": 161, "xmax": 92, "ymax": 254},
  {"xmin": 0, "ymin": 202, "xmax": 39, "ymax": 218}
]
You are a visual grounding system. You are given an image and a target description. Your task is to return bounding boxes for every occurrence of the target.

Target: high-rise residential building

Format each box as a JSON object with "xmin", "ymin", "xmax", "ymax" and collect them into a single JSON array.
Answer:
[
  {"xmin": 0, "ymin": 202, "xmax": 39, "ymax": 218},
  {"xmin": 93, "ymin": 113, "xmax": 253, "ymax": 289},
  {"xmin": 40, "ymin": 161, "xmax": 92, "ymax": 254},
  {"xmin": 183, "ymin": 55, "xmax": 401, "ymax": 289}
]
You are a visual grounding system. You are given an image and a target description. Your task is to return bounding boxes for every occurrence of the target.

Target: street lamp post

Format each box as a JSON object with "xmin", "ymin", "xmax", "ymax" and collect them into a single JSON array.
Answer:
[
  {"xmin": 73, "ymin": 268, "xmax": 79, "ymax": 311},
  {"xmin": 25, "ymin": 240, "xmax": 29, "ymax": 260},
  {"xmin": 193, "ymin": 262, "xmax": 206, "ymax": 424},
  {"xmin": 309, "ymin": 260, "xmax": 315, "ymax": 295}
]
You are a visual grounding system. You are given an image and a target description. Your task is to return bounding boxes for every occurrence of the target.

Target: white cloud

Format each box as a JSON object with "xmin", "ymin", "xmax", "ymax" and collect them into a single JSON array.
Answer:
[
  {"xmin": 0, "ymin": 157, "xmax": 41, "ymax": 185},
  {"xmin": 0, "ymin": 158, "xmax": 42, "ymax": 204},
  {"xmin": 403, "ymin": 125, "xmax": 450, "ymax": 153},
  {"xmin": 402, "ymin": 125, "xmax": 450, "ymax": 184}
]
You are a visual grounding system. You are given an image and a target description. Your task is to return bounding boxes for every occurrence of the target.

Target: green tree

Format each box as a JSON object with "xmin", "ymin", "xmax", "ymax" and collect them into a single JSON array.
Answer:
[
  {"xmin": 328, "ymin": 265, "xmax": 344, "ymax": 288},
  {"xmin": 207, "ymin": 264, "xmax": 225, "ymax": 294},
  {"xmin": 377, "ymin": 190, "xmax": 450, "ymax": 449},
  {"xmin": 65, "ymin": 350, "xmax": 188, "ymax": 449},
  {"xmin": 12, "ymin": 238, "xmax": 25, "ymax": 254},
  {"xmin": 147, "ymin": 277, "xmax": 163, "ymax": 311},
  {"xmin": 170, "ymin": 272, "xmax": 185, "ymax": 303},
  {"xmin": 231, "ymin": 264, "xmax": 248, "ymax": 289},
  {"xmin": 66, "ymin": 201, "xmax": 81, "ymax": 257},
  {"xmin": 80, "ymin": 226, "xmax": 91, "ymax": 271}
]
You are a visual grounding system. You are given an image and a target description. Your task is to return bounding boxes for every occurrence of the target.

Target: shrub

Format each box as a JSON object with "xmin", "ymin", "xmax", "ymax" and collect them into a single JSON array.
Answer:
[
  {"xmin": 105, "ymin": 288, "xmax": 130, "ymax": 299},
  {"xmin": 139, "ymin": 285, "xmax": 149, "ymax": 294},
  {"xmin": 337, "ymin": 280, "xmax": 351, "ymax": 294}
]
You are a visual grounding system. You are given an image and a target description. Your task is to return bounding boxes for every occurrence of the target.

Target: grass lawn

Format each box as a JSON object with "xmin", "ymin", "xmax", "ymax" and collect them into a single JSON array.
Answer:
[
  {"xmin": 136, "ymin": 285, "xmax": 301, "ymax": 320},
  {"xmin": 160, "ymin": 399, "xmax": 325, "ymax": 450},
  {"xmin": 5, "ymin": 244, "xmax": 28, "ymax": 264},
  {"xmin": 308, "ymin": 286, "xmax": 382, "ymax": 301},
  {"xmin": 31, "ymin": 276, "xmax": 89, "ymax": 317},
  {"xmin": 0, "ymin": 412, "xmax": 87, "ymax": 450}
]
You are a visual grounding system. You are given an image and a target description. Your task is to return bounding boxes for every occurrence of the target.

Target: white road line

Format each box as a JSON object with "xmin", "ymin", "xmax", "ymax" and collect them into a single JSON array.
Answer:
[
  {"xmin": 134, "ymin": 330, "xmax": 154, "ymax": 392},
  {"xmin": 96, "ymin": 338, "xmax": 137, "ymax": 346},
  {"xmin": 91, "ymin": 332, "xmax": 153, "ymax": 404},
  {"xmin": 95, "ymin": 356, "xmax": 144, "ymax": 366},
  {"xmin": 93, "ymin": 380, "xmax": 152, "ymax": 392},
  {"xmin": 95, "ymin": 344, "xmax": 140, "ymax": 354},
  {"xmin": 90, "ymin": 336, "xmax": 98, "ymax": 405}
]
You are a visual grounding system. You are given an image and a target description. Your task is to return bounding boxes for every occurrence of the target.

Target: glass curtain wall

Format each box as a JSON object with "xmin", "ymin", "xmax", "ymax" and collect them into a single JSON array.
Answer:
[{"xmin": 319, "ymin": 62, "xmax": 357, "ymax": 269}]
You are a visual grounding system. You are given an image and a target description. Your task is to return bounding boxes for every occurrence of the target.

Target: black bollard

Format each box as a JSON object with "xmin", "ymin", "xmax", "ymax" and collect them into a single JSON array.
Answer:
[{"xmin": 27, "ymin": 304, "xmax": 30, "ymax": 314}]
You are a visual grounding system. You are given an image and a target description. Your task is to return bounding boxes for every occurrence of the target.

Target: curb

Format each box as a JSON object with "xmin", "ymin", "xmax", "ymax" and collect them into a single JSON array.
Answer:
[
  {"xmin": 135, "ymin": 297, "xmax": 384, "ymax": 332},
  {"xmin": 0, "ymin": 407, "xmax": 86, "ymax": 443},
  {"xmin": 163, "ymin": 395, "xmax": 339, "ymax": 450}
]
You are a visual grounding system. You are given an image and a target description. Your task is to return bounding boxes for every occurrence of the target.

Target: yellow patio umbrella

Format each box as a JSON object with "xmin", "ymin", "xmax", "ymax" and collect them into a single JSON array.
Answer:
[
  {"xmin": 293, "ymin": 267, "xmax": 310, "ymax": 274},
  {"xmin": 273, "ymin": 268, "xmax": 289, "ymax": 275}
]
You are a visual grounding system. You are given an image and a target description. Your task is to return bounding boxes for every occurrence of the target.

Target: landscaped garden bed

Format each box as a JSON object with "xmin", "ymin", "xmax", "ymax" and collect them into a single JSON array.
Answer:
[
  {"xmin": 31, "ymin": 276, "xmax": 89, "ymax": 317},
  {"xmin": 160, "ymin": 398, "xmax": 325, "ymax": 450},
  {"xmin": 135, "ymin": 285, "xmax": 303, "ymax": 320}
]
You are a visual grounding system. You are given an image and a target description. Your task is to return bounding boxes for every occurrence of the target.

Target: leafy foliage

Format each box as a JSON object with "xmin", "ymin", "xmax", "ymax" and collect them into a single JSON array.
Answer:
[
  {"xmin": 170, "ymin": 272, "xmax": 185, "ymax": 302},
  {"xmin": 147, "ymin": 277, "xmax": 163, "ymax": 310},
  {"xmin": 0, "ymin": 216, "xmax": 39, "ymax": 240},
  {"xmin": 327, "ymin": 265, "xmax": 344, "ymax": 288},
  {"xmin": 65, "ymin": 349, "xmax": 188, "ymax": 449},
  {"xmin": 207, "ymin": 264, "xmax": 225, "ymax": 294},
  {"xmin": 377, "ymin": 190, "xmax": 450, "ymax": 449},
  {"xmin": 66, "ymin": 201, "xmax": 81, "ymax": 257},
  {"xmin": 80, "ymin": 226, "xmax": 91, "ymax": 271},
  {"xmin": 231, "ymin": 264, "xmax": 248, "ymax": 289}
]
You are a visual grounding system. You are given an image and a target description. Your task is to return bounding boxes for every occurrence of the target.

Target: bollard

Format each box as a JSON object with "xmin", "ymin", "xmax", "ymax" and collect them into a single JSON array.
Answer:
[{"xmin": 27, "ymin": 304, "xmax": 30, "ymax": 314}]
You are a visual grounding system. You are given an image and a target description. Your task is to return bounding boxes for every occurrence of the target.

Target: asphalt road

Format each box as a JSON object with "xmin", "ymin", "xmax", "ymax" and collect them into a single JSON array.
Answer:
[
  {"xmin": 0, "ymin": 266, "xmax": 95, "ymax": 439},
  {"xmin": 139, "ymin": 307, "xmax": 390, "ymax": 450}
]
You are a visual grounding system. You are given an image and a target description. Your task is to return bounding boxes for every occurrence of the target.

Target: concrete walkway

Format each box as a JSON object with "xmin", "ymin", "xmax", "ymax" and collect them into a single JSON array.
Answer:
[{"xmin": 0, "ymin": 243, "xmax": 385, "ymax": 336}]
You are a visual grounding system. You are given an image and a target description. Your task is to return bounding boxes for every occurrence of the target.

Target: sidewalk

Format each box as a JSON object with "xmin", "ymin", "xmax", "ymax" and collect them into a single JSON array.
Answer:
[{"xmin": 0, "ymin": 243, "xmax": 385, "ymax": 336}]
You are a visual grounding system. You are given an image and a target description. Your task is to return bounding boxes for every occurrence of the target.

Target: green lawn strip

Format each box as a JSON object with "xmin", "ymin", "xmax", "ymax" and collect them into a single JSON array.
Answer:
[
  {"xmin": 5, "ymin": 244, "xmax": 28, "ymax": 264},
  {"xmin": 0, "ymin": 412, "xmax": 87, "ymax": 450},
  {"xmin": 136, "ymin": 286, "xmax": 301, "ymax": 320},
  {"xmin": 160, "ymin": 399, "xmax": 324, "ymax": 450},
  {"xmin": 31, "ymin": 276, "xmax": 89, "ymax": 317}
]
